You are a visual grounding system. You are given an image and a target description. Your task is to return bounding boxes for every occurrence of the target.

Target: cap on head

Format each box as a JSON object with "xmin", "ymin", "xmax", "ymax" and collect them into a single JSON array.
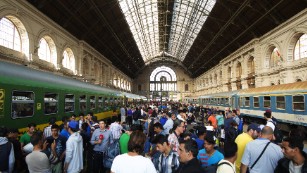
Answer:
[{"xmin": 247, "ymin": 123, "xmax": 261, "ymax": 132}]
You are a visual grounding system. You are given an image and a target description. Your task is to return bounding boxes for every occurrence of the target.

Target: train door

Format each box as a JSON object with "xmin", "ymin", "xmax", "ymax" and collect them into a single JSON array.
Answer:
[{"xmin": 231, "ymin": 95, "xmax": 237, "ymax": 110}]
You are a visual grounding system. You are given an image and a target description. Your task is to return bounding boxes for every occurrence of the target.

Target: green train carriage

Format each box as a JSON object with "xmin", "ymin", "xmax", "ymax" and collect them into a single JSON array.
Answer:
[{"xmin": 0, "ymin": 61, "xmax": 124, "ymax": 132}]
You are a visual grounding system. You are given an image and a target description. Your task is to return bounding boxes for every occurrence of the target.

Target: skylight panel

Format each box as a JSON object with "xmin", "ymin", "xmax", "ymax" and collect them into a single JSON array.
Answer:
[
  {"xmin": 119, "ymin": 0, "xmax": 159, "ymax": 62},
  {"xmin": 168, "ymin": 0, "xmax": 216, "ymax": 61}
]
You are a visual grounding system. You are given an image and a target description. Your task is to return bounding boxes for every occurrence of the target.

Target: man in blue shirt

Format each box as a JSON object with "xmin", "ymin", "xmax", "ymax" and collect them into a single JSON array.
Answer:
[{"xmin": 90, "ymin": 120, "xmax": 112, "ymax": 173}]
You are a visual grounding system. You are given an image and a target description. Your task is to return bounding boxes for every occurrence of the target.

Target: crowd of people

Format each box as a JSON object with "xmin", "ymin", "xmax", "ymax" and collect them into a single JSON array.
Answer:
[{"xmin": 0, "ymin": 102, "xmax": 307, "ymax": 173}]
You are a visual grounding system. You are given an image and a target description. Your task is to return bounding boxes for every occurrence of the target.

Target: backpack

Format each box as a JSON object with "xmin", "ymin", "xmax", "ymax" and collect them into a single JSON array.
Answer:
[
  {"xmin": 202, "ymin": 162, "xmax": 234, "ymax": 173},
  {"xmin": 270, "ymin": 120, "xmax": 284, "ymax": 144},
  {"xmin": 103, "ymin": 139, "xmax": 120, "ymax": 168}
]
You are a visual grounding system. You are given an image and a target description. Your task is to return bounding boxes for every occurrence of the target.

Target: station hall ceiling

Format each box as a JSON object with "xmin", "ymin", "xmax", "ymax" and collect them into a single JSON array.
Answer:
[{"xmin": 26, "ymin": 0, "xmax": 307, "ymax": 78}]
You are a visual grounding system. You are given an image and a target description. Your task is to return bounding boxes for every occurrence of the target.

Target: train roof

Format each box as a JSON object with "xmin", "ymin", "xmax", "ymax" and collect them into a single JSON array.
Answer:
[
  {"xmin": 239, "ymin": 81, "xmax": 307, "ymax": 96},
  {"xmin": 0, "ymin": 61, "xmax": 121, "ymax": 95},
  {"xmin": 198, "ymin": 90, "xmax": 239, "ymax": 98},
  {"xmin": 120, "ymin": 92, "xmax": 146, "ymax": 100}
]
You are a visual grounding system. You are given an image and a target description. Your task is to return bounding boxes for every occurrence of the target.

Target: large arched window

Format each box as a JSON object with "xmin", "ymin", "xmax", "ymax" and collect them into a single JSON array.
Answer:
[
  {"xmin": 294, "ymin": 34, "xmax": 307, "ymax": 60},
  {"xmin": 38, "ymin": 36, "xmax": 57, "ymax": 66},
  {"xmin": 270, "ymin": 47, "xmax": 282, "ymax": 67},
  {"xmin": 150, "ymin": 66, "xmax": 177, "ymax": 101},
  {"xmin": 62, "ymin": 48, "xmax": 75, "ymax": 73},
  {"xmin": 0, "ymin": 17, "xmax": 21, "ymax": 51},
  {"xmin": 0, "ymin": 16, "xmax": 29, "ymax": 58}
]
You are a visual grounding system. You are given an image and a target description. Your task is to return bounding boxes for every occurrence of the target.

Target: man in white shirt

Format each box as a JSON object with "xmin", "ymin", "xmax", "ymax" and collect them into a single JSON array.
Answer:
[
  {"xmin": 64, "ymin": 121, "xmax": 83, "ymax": 173},
  {"xmin": 217, "ymin": 141, "xmax": 237, "ymax": 173},
  {"xmin": 264, "ymin": 109, "xmax": 275, "ymax": 130},
  {"xmin": 110, "ymin": 117, "xmax": 123, "ymax": 140}
]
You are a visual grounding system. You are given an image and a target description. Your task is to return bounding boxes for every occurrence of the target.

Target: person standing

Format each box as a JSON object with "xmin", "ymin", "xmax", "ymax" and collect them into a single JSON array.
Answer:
[
  {"xmin": 274, "ymin": 136, "xmax": 307, "ymax": 173},
  {"xmin": 168, "ymin": 119, "xmax": 185, "ymax": 153},
  {"xmin": 175, "ymin": 139, "xmax": 203, "ymax": 173},
  {"xmin": 235, "ymin": 123, "xmax": 260, "ymax": 173},
  {"xmin": 90, "ymin": 120, "xmax": 112, "ymax": 173},
  {"xmin": 26, "ymin": 131, "xmax": 57, "ymax": 173},
  {"xmin": 152, "ymin": 134, "xmax": 180, "ymax": 173},
  {"xmin": 46, "ymin": 124, "xmax": 67, "ymax": 173},
  {"xmin": 163, "ymin": 112, "xmax": 174, "ymax": 135},
  {"xmin": 240, "ymin": 126, "xmax": 283, "ymax": 173},
  {"xmin": 109, "ymin": 117, "xmax": 123, "ymax": 140},
  {"xmin": 0, "ymin": 126, "xmax": 15, "ymax": 173},
  {"xmin": 197, "ymin": 135, "xmax": 224, "ymax": 167},
  {"xmin": 64, "ymin": 121, "xmax": 83, "ymax": 173},
  {"xmin": 111, "ymin": 131, "xmax": 156, "ymax": 173},
  {"xmin": 120, "ymin": 106, "xmax": 126, "ymax": 124},
  {"xmin": 20, "ymin": 123, "xmax": 36, "ymax": 148},
  {"xmin": 217, "ymin": 142, "xmax": 238, "ymax": 173}
]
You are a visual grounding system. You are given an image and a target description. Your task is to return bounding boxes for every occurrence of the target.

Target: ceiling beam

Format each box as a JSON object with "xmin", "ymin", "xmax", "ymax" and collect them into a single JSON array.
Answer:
[
  {"xmin": 187, "ymin": 0, "xmax": 251, "ymax": 70},
  {"xmin": 87, "ymin": 0, "xmax": 141, "ymax": 76},
  {"xmin": 192, "ymin": 0, "xmax": 285, "ymax": 76}
]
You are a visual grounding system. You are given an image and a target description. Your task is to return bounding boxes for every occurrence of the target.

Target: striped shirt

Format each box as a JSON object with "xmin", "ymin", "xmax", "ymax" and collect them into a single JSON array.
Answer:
[
  {"xmin": 156, "ymin": 151, "xmax": 180, "ymax": 173},
  {"xmin": 43, "ymin": 125, "xmax": 52, "ymax": 139}
]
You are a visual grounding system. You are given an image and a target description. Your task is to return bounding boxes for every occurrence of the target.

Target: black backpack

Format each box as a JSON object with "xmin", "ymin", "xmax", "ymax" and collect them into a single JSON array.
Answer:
[
  {"xmin": 202, "ymin": 162, "xmax": 234, "ymax": 173},
  {"xmin": 270, "ymin": 120, "xmax": 284, "ymax": 144}
]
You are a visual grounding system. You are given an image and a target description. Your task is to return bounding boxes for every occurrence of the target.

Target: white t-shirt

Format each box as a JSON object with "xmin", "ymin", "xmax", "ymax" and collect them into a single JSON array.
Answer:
[
  {"xmin": 266, "ymin": 120, "xmax": 275, "ymax": 131},
  {"xmin": 26, "ymin": 151, "xmax": 51, "ymax": 173},
  {"xmin": 111, "ymin": 153, "xmax": 156, "ymax": 173},
  {"xmin": 289, "ymin": 160, "xmax": 303, "ymax": 173},
  {"xmin": 216, "ymin": 160, "xmax": 236, "ymax": 173}
]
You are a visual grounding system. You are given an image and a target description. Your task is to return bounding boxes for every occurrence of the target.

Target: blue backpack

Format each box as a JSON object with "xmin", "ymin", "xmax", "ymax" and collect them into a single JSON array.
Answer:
[{"xmin": 103, "ymin": 139, "xmax": 120, "ymax": 168}]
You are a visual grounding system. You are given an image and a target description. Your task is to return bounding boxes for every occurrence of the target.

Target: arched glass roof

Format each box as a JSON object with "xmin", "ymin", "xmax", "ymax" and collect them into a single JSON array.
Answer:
[{"xmin": 118, "ymin": 0, "xmax": 216, "ymax": 62}]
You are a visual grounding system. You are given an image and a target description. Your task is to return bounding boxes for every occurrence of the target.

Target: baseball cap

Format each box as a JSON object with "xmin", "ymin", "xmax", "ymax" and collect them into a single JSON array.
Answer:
[
  {"xmin": 247, "ymin": 123, "xmax": 261, "ymax": 132},
  {"xmin": 68, "ymin": 121, "xmax": 78, "ymax": 129}
]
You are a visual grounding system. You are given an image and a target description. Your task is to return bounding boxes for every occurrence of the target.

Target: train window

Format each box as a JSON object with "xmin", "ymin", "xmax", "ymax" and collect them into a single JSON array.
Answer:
[
  {"xmin": 79, "ymin": 95, "xmax": 87, "ymax": 112},
  {"xmin": 44, "ymin": 93, "xmax": 58, "ymax": 115},
  {"xmin": 254, "ymin": 97, "xmax": 259, "ymax": 108},
  {"xmin": 276, "ymin": 96, "xmax": 285, "ymax": 110},
  {"xmin": 104, "ymin": 97, "xmax": 109, "ymax": 111},
  {"xmin": 90, "ymin": 96, "xmax": 96, "ymax": 110},
  {"xmin": 293, "ymin": 95, "xmax": 305, "ymax": 111},
  {"xmin": 65, "ymin": 94, "xmax": 74, "ymax": 112},
  {"xmin": 11, "ymin": 91, "xmax": 34, "ymax": 118},
  {"xmin": 98, "ymin": 97, "xmax": 103, "ymax": 110},
  {"xmin": 263, "ymin": 96, "xmax": 271, "ymax": 108},
  {"xmin": 245, "ymin": 97, "xmax": 250, "ymax": 107},
  {"xmin": 225, "ymin": 98, "xmax": 229, "ymax": 106}
]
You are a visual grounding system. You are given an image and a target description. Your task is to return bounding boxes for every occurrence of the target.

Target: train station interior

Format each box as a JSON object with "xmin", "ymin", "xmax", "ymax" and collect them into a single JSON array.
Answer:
[{"xmin": 0, "ymin": 0, "xmax": 306, "ymax": 101}]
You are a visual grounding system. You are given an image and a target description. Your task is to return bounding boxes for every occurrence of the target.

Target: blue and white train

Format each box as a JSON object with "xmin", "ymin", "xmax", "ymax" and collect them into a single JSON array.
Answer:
[{"xmin": 197, "ymin": 81, "xmax": 307, "ymax": 132}]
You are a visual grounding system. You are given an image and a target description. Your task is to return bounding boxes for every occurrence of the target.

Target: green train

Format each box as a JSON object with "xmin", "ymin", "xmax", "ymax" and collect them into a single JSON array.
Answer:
[{"xmin": 0, "ymin": 61, "xmax": 144, "ymax": 132}]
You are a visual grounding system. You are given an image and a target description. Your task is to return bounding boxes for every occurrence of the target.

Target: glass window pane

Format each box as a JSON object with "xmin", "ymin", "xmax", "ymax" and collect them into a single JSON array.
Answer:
[
  {"xmin": 90, "ymin": 96, "xmax": 96, "ymax": 111},
  {"xmin": 293, "ymin": 95, "xmax": 305, "ymax": 111},
  {"xmin": 65, "ymin": 94, "xmax": 74, "ymax": 112},
  {"xmin": 98, "ymin": 96, "xmax": 103, "ymax": 110},
  {"xmin": 254, "ymin": 97, "xmax": 259, "ymax": 108},
  {"xmin": 263, "ymin": 96, "xmax": 271, "ymax": 108},
  {"xmin": 245, "ymin": 97, "xmax": 250, "ymax": 107},
  {"xmin": 0, "ymin": 18, "xmax": 21, "ymax": 52},
  {"xmin": 11, "ymin": 91, "xmax": 34, "ymax": 118},
  {"xmin": 44, "ymin": 93, "xmax": 58, "ymax": 114},
  {"xmin": 80, "ymin": 95, "xmax": 87, "ymax": 112},
  {"xmin": 276, "ymin": 96, "xmax": 285, "ymax": 110}
]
